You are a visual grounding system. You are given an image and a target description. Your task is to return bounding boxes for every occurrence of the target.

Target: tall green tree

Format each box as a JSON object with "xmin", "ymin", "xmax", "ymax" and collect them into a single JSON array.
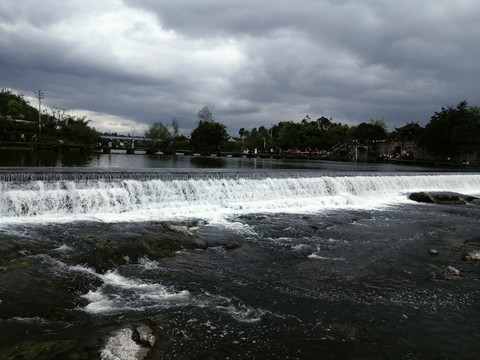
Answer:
[
  {"xmin": 144, "ymin": 121, "xmax": 172, "ymax": 147},
  {"xmin": 353, "ymin": 122, "xmax": 387, "ymax": 143},
  {"xmin": 420, "ymin": 101, "xmax": 480, "ymax": 158},
  {"xmin": 197, "ymin": 106, "xmax": 214, "ymax": 123},
  {"xmin": 190, "ymin": 107, "xmax": 228, "ymax": 151},
  {"xmin": 171, "ymin": 118, "xmax": 179, "ymax": 138}
]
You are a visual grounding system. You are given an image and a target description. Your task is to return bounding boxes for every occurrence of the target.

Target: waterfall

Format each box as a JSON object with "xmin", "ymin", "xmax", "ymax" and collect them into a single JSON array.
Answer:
[{"xmin": 1, "ymin": 172, "xmax": 479, "ymax": 223}]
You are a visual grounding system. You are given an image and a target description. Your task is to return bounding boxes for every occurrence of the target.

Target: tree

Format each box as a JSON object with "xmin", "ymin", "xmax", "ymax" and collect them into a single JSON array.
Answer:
[
  {"xmin": 190, "ymin": 108, "xmax": 228, "ymax": 151},
  {"xmin": 144, "ymin": 122, "xmax": 172, "ymax": 147},
  {"xmin": 197, "ymin": 106, "xmax": 214, "ymax": 123},
  {"xmin": 353, "ymin": 122, "xmax": 387, "ymax": 143},
  {"xmin": 420, "ymin": 101, "xmax": 480, "ymax": 158},
  {"xmin": 58, "ymin": 116, "xmax": 98, "ymax": 144},
  {"xmin": 317, "ymin": 116, "xmax": 333, "ymax": 132},
  {"xmin": 369, "ymin": 118, "xmax": 388, "ymax": 132},
  {"xmin": 171, "ymin": 118, "xmax": 179, "ymax": 138},
  {"xmin": 7, "ymin": 100, "xmax": 23, "ymax": 118}
]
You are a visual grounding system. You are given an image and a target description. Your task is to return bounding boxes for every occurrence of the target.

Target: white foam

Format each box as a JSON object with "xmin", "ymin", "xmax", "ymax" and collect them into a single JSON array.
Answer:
[
  {"xmin": 100, "ymin": 328, "xmax": 147, "ymax": 360},
  {"xmin": 308, "ymin": 253, "xmax": 346, "ymax": 261},
  {"xmin": 54, "ymin": 244, "xmax": 72, "ymax": 252},
  {"xmin": 71, "ymin": 267, "xmax": 190, "ymax": 314},
  {"xmin": 1, "ymin": 174, "xmax": 479, "ymax": 227},
  {"xmin": 193, "ymin": 292, "xmax": 267, "ymax": 323}
]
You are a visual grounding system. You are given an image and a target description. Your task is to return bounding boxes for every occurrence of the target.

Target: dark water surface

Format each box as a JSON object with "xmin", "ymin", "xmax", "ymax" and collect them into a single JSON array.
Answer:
[{"xmin": 1, "ymin": 150, "xmax": 479, "ymax": 359}]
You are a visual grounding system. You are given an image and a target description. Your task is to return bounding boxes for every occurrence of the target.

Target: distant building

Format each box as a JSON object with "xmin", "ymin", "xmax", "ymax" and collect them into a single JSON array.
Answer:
[{"xmin": 392, "ymin": 122, "xmax": 422, "ymax": 141}]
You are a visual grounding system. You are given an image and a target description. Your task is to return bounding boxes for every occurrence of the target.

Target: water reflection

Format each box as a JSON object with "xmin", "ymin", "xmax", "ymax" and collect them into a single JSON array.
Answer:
[
  {"xmin": 190, "ymin": 156, "xmax": 227, "ymax": 168},
  {"xmin": 0, "ymin": 148, "xmax": 460, "ymax": 172},
  {"xmin": 0, "ymin": 149, "xmax": 93, "ymax": 167}
]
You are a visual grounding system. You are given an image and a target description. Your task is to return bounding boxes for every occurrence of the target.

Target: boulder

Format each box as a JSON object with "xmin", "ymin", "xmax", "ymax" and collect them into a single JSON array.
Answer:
[
  {"xmin": 443, "ymin": 265, "xmax": 461, "ymax": 277},
  {"xmin": 162, "ymin": 222, "xmax": 196, "ymax": 237},
  {"xmin": 408, "ymin": 192, "xmax": 480, "ymax": 205},
  {"xmin": 101, "ymin": 325, "xmax": 155, "ymax": 360},
  {"xmin": 461, "ymin": 249, "xmax": 480, "ymax": 261}
]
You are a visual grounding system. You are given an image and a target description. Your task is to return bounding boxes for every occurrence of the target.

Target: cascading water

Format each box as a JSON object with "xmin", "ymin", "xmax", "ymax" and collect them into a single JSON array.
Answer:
[{"xmin": 1, "ymin": 172, "xmax": 480, "ymax": 224}]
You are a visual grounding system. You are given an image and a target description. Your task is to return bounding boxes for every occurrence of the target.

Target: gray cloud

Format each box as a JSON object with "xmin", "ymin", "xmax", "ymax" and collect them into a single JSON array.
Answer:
[{"xmin": 1, "ymin": 0, "xmax": 479, "ymax": 136}]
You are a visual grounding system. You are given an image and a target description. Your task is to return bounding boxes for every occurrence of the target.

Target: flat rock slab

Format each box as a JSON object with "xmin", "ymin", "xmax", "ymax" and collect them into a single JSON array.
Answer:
[{"xmin": 408, "ymin": 191, "xmax": 480, "ymax": 205}]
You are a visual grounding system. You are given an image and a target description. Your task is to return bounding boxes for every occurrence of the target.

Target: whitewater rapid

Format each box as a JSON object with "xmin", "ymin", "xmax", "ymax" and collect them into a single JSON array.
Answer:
[{"xmin": 1, "ymin": 173, "xmax": 479, "ymax": 225}]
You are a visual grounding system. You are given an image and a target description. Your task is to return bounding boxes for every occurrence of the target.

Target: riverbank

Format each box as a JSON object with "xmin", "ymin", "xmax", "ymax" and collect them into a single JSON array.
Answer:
[{"xmin": 2, "ymin": 143, "xmax": 479, "ymax": 171}]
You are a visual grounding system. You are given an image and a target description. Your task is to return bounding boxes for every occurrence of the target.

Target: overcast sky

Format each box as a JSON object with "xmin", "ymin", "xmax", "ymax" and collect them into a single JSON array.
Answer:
[{"xmin": 1, "ymin": 0, "xmax": 479, "ymax": 136}]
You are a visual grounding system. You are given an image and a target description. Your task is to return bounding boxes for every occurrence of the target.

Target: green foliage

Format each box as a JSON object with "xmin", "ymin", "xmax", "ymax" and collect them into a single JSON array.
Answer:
[
  {"xmin": 271, "ymin": 116, "xmax": 350, "ymax": 150},
  {"xmin": 369, "ymin": 118, "xmax": 388, "ymax": 131},
  {"xmin": 0, "ymin": 89, "xmax": 37, "ymax": 121},
  {"xmin": 190, "ymin": 119, "xmax": 229, "ymax": 152},
  {"xmin": 0, "ymin": 90, "xmax": 98, "ymax": 145},
  {"xmin": 144, "ymin": 121, "xmax": 172, "ymax": 147},
  {"xmin": 58, "ymin": 116, "xmax": 98, "ymax": 144},
  {"xmin": 171, "ymin": 118, "xmax": 179, "ymax": 138},
  {"xmin": 7, "ymin": 100, "xmax": 23, "ymax": 118},
  {"xmin": 352, "ymin": 122, "xmax": 387, "ymax": 143},
  {"xmin": 243, "ymin": 126, "xmax": 270, "ymax": 150},
  {"xmin": 420, "ymin": 101, "xmax": 480, "ymax": 157}
]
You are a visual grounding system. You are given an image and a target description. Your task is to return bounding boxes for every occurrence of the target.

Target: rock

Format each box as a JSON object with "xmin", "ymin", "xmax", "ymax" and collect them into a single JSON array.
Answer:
[
  {"xmin": 162, "ymin": 222, "xmax": 196, "ymax": 237},
  {"xmin": 101, "ymin": 328, "xmax": 149, "ymax": 360},
  {"xmin": 330, "ymin": 323, "xmax": 367, "ymax": 340},
  {"xmin": 469, "ymin": 198, "xmax": 480, "ymax": 205},
  {"xmin": 191, "ymin": 239, "xmax": 208, "ymax": 250},
  {"xmin": 408, "ymin": 192, "xmax": 434, "ymax": 203},
  {"xmin": 443, "ymin": 265, "xmax": 461, "ymax": 277},
  {"xmin": 1, "ymin": 340, "xmax": 77, "ymax": 359},
  {"xmin": 408, "ymin": 192, "xmax": 480, "ymax": 205},
  {"xmin": 461, "ymin": 249, "xmax": 480, "ymax": 261},
  {"xmin": 78, "ymin": 222, "xmax": 209, "ymax": 271},
  {"xmin": 224, "ymin": 241, "xmax": 242, "ymax": 250},
  {"xmin": 135, "ymin": 324, "xmax": 155, "ymax": 347},
  {"xmin": 429, "ymin": 249, "xmax": 439, "ymax": 255},
  {"xmin": 428, "ymin": 271, "xmax": 437, "ymax": 280}
]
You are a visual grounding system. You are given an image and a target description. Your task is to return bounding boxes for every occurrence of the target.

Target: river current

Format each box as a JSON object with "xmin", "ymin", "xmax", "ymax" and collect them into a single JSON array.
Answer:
[{"xmin": 0, "ymin": 151, "xmax": 479, "ymax": 359}]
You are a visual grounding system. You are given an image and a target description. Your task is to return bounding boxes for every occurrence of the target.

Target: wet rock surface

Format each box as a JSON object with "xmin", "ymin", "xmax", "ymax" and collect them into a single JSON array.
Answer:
[
  {"xmin": 101, "ymin": 324, "xmax": 156, "ymax": 360},
  {"xmin": 408, "ymin": 191, "xmax": 480, "ymax": 205},
  {"xmin": 461, "ymin": 249, "xmax": 480, "ymax": 261}
]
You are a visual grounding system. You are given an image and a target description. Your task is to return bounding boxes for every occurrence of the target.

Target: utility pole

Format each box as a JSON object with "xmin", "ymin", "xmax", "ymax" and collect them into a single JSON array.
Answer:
[{"xmin": 35, "ymin": 89, "xmax": 44, "ymax": 133}]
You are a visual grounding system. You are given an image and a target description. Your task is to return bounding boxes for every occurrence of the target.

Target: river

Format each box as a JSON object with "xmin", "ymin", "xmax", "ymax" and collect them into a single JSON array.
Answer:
[{"xmin": 0, "ymin": 150, "xmax": 479, "ymax": 359}]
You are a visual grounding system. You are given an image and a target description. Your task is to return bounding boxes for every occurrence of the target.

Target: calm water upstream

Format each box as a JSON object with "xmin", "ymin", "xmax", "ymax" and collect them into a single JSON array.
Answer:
[{"xmin": 0, "ymin": 150, "xmax": 479, "ymax": 359}]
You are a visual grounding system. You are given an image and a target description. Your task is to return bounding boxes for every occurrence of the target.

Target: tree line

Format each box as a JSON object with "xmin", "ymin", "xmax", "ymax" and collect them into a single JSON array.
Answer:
[
  {"xmin": 147, "ymin": 102, "xmax": 480, "ymax": 160},
  {"xmin": 0, "ymin": 89, "xmax": 98, "ymax": 144},
  {"xmin": 1, "ymin": 88, "xmax": 479, "ymax": 160}
]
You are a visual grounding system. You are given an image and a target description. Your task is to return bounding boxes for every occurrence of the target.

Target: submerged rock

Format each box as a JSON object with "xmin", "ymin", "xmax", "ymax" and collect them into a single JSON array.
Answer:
[
  {"xmin": 444, "ymin": 265, "xmax": 461, "ymax": 277},
  {"xmin": 223, "ymin": 241, "xmax": 243, "ymax": 250},
  {"xmin": 408, "ymin": 192, "xmax": 480, "ymax": 205},
  {"xmin": 461, "ymin": 249, "xmax": 480, "ymax": 261},
  {"xmin": 2, "ymin": 340, "xmax": 77, "ymax": 359},
  {"xmin": 162, "ymin": 222, "xmax": 197, "ymax": 237},
  {"xmin": 330, "ymin": 323, "xmax": 367, "ymax": 341},
  {"xmin": 77, "ymin": 222, "xmax": 209, "ymax": 271}
]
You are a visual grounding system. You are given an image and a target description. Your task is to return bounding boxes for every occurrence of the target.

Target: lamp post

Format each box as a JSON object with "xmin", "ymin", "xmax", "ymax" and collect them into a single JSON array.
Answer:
[{"xmin": 35, "ymin": 90, "xmax": 44, "ymax": 133}]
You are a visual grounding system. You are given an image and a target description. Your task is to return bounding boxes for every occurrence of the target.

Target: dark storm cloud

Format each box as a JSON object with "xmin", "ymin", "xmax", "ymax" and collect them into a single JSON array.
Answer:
[{"xmin": 1, "ymin": 0, "xmax": 479, "ymax": 135}]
